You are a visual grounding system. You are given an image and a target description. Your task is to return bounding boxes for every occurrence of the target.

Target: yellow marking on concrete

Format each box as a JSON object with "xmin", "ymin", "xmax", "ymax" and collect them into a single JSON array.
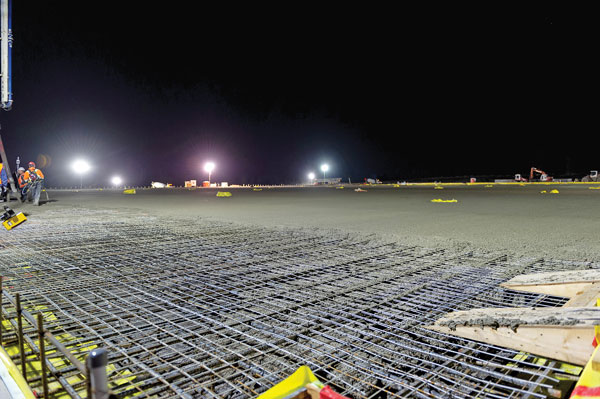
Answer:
[{"xmin": 431, "ymin": 199, "xmax": 458, "ymax": 203}]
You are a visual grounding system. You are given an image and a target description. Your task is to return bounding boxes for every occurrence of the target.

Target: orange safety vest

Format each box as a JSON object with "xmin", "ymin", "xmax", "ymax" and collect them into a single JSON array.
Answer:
[
  {"xmin": 24, "ymin": 167, "xmax": 44, "ymax": 182},
  {"xmin": 17, "ymin": 173, "xmax": 27, "ymax": 188}
]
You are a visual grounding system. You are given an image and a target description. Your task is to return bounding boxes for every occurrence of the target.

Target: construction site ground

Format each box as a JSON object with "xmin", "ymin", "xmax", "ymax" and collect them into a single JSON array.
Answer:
[
  {"xmin": 1, "ymin": 183, "xmax": 600, "ymax": 398},
  {"xmin": 39, "ymin": 184, "xmax": 600, "ymax": 261}
]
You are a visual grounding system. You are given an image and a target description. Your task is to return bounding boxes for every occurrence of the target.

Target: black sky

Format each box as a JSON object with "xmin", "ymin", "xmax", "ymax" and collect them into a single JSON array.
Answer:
[{"xmin": 0, "ymin": 3, "xmax": 597, "ymax": 186}]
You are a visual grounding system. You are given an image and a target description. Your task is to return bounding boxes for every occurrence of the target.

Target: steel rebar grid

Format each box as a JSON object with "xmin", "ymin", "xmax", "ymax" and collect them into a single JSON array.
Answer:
[{"xmin": 0, "ymin": 208, "xmax": 595, "ymax": 398}]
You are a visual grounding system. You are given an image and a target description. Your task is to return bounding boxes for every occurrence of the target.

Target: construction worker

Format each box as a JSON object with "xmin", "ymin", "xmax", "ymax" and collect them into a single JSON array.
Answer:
[
  {"xmin": 0, "ymin": 160, "xmax": 8, "ymax": 202},
  {"xmin": 16, "ymin": 167, "xmax": 27, "ymax": 202},
  {"xmin": 23, "ymin": 161, "xmax": 44, "ymax": 205}
]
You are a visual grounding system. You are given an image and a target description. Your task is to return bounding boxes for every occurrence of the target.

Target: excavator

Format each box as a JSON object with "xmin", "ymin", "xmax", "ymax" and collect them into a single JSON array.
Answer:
[
  {"xmin": 514, "ymin": 167, "xmax": 553, "ymax": 182},
  {"xmin": 529, "ymin": 167, "xmax": 553, "ymax": 182}
]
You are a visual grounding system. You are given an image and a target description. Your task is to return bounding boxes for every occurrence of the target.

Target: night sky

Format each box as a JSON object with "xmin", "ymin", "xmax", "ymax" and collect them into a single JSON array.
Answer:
[{"xmin": 0, "ymin": 4, "xmax": 597, "ymax": 186}]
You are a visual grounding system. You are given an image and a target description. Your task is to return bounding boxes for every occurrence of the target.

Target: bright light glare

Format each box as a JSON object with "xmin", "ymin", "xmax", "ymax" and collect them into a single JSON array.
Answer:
[
  {"xmin": 72, "ymin": 159, "xmax": 91, "ymax": 174},
  {"xmin": 307, "ymin": 172, "xmax": 315, "ymax": 180},
  {"xmin": 111, "ymin": 176, "xmax": 122, "ymax": 185},
  {"xmin": 320, "ymin": 164, "xmax": 329, "ymax": 172},
  {"xmin": 204, "ymin": 162, "xmax": 215, "ymax": 173}
]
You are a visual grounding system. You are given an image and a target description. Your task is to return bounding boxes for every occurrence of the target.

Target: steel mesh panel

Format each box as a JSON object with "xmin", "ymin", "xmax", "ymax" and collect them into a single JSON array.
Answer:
[{"xmin": 0, "ymin": 208, "xmax": 594, "ymax": 398}]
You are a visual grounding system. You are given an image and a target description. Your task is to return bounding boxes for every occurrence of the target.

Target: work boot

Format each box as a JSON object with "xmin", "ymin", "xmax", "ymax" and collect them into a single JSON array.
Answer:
[{"xmin": 33, "ymin": 200, "xmax": 39, "ymax": 206}]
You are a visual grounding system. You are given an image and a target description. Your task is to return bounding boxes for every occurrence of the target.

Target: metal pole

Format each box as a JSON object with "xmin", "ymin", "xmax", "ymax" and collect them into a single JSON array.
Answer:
[
  {"xmin": 1, "ymin": 0, "xmax": 13, "ymax": 110},
  {"xmin": 16, "ymin": 292, "xmax": 26, "ymax": 381},
  {"xmin": 37, "ymin": 313, "xmax": 49, "ymax": 398},
  {"xmin": 0, "ymin": 132, "xmax": 17, "ymax": 193},
  {"xmin": 87, "ymin": 348, "xmax": 109, "ymax": 399}
]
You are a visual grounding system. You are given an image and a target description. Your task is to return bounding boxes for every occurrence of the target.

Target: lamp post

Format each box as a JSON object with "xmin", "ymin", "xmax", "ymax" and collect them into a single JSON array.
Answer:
[
  {"xmin": 204, "ymin": 162, "xmax": 215, "ymax": 183},
  {"xmin": 307, "ymin": 172, "xmax": 315, "ymax": 184},
  {"xmin": 320, "ymin": 164, "xmax": 329, "ymax": 180},
  {"xmin": 111, "ymin": 176, "xmax": 122, "ymax": 187},
  {"xmin": 72, "ymin": 160, "xmax": 91, "ymax": 189}
]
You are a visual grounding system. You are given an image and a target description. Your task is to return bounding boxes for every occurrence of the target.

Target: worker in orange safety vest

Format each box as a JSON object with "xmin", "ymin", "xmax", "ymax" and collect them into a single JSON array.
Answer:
[
  {"xmin": 23, "ymin": 161, "xmax": 45, "ymax": 205},
  {"xmin": 16, "ymin": 167, "xmax": 28, "ymax": 202}
]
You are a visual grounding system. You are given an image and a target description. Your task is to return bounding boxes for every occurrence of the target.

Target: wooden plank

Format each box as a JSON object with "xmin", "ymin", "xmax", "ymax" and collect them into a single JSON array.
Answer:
[
  {"xmin": 428, "ymin": 323, "xmax": 594, "ymax": 366},
  {"xmin": 427, "ymin": 306, "xmax": 600, "ymax": 366},
  {"xmin": 432, "ymin": 306, "xmax": 600, "ymax": 328},
  {"xmin": 564, "ymin": 288, "xmax": 600, "ymax": 308},
  {"xmin": 501, "ymin": 270, "xmax": 600, "ymax": 297}
]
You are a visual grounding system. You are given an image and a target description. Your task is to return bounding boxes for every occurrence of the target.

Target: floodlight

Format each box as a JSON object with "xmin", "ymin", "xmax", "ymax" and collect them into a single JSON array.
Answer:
[
  {"xmin": 111, "ymin": 176, "xmax": 122, "ymax": 186},
  {"xmin": 204, "ymin": 162, "xmax": 215, "ymax": 173},
  {"xmin": 72, "ymin": 159, "xmax": 91, "ymax": 174},
  {"xmin": 320, "ymin": 163, "xmax": 329, "ymax": 179},
  {"xmin": 307, "ymin": 172, "xmax": 315, "ymax": 180},
  {"xmin": 204, "ymin": 161, "xmax": 215, "ymax": 182},
  {"xmin": 72, "ymin": 159, "xmax": 91, "ymax": 189}
]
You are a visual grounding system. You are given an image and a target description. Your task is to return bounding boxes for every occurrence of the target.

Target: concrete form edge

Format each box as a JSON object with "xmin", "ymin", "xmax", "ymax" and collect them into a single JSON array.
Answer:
[{"xmin": 0, "ymin": 345, "xmax": 35, "ymax": 399}]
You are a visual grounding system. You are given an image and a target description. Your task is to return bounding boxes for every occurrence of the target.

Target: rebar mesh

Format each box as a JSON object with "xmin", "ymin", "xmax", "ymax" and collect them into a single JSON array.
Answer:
[{"xmin": 0, "ymin": 208, "xmax": 595, "ymax": 398}]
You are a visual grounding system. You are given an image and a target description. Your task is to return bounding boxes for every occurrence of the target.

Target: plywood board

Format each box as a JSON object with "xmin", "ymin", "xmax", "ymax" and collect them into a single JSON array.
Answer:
[{"xmin": 501, "ymin": 270, "xmax": 600, "ymax": 297}]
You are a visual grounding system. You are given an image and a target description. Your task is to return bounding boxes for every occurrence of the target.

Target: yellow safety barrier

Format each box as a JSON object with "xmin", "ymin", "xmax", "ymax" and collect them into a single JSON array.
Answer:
[
  {"xmin": 123, "ymin": 189, "xmax": 136, "ymax": 195},
  {"xmin": 216, "ymin": 192, "xmax": 232, "ymax": 197},
  {"xmin": 257, "ymin": 366, "xmax": 324, "ymax": 399}
]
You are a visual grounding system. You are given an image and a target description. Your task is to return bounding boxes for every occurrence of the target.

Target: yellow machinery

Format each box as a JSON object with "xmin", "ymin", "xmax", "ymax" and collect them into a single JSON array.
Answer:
[{"xmin": 1, "ymin": 206, "xmax": 26, "ymax": 230}]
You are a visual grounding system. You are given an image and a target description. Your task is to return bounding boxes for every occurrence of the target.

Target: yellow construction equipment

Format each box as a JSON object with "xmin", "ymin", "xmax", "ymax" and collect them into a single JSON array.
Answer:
[
  {"xmin": 1, "ymin": 206, "xmax": 26, "ymax": 230},
  {"xmin": 257, "ymin": 366, "xmax": 323, "ymax": 399}
]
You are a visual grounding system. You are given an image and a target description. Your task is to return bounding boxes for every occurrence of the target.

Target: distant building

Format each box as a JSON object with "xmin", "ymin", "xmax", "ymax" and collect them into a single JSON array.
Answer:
[{"xmin": 314, "ymin": 178, "xmax": 342, "ymax": 185}]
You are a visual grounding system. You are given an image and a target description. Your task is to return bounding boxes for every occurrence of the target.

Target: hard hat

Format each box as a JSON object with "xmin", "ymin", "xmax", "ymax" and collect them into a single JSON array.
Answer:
[
  {"xmin": 18, "ymin": 167, "xmax": 25, "ymax": 171},
  {"xmin": 28, "ymin": 162, "xmax": 35, "ymax": 168}
]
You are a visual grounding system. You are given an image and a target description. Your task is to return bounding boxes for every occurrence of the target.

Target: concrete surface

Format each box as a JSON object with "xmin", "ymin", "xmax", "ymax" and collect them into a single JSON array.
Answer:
[{"xmin": 8, "ymin": 183, "xmax": 600, "ymax": 262}]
